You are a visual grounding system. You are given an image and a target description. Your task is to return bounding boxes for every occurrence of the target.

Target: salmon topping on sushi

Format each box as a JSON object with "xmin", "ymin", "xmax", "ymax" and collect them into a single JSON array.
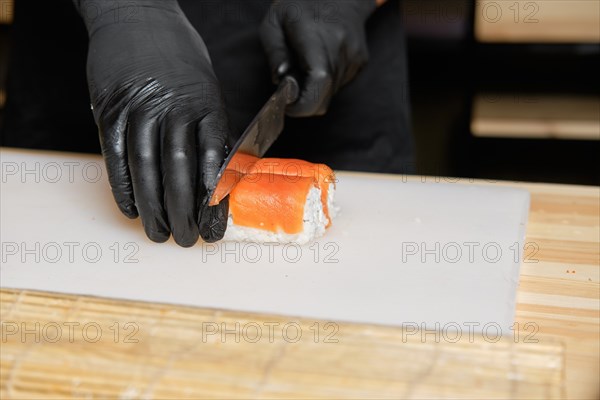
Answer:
[
  {"xmin": 248, "ymin": 158, "xmax": 336, "ymax": 227},
  {"xmin": 229, "ymin": 174, "xmax": 318, "ymax": 234},
  {"xmin": 213, "ymin": 153, "xmax": 338, "ymax": 243},
  {"xmin": 210, "ymin": 153, "xmax": 260, "ymax": 205}
]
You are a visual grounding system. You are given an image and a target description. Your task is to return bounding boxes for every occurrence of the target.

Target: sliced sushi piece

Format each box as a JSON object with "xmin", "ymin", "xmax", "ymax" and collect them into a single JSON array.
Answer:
[
  {"xmin": 223, "ymin": 173, "xmax": 328, "ymax": 244},
  {"xmin": 210, "ymin": 153, "xmax": 259, "ymax": 206},
  {"xmin": 213, "ymin": 154, "xmax": 338, "ymax": 244},
  {"xmin": 227, "ymin": 152, "xmax": 260, "ymax": 173},
  {"xmin": 248, "ymin": 158, "xmax": 338, "ymax": 226}
]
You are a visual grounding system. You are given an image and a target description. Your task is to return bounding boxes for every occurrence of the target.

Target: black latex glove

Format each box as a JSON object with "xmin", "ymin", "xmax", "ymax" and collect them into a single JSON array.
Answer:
[
  {"xmin": 260, "ymin": 0, "xmax": 377, "ymax": 117},
  {"xmin": 73, "ymin": 0, "xmax": 230, "ymax": 246}
]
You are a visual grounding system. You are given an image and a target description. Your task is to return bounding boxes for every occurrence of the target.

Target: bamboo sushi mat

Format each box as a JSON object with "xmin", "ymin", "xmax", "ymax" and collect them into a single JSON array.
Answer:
[
  {"xmin": 1, "ymin": 173, "xmax": 599, "ymax": 399},
  {"xmin": 1, "ymin": 289, "xmax": 564, "ymax": 399}
]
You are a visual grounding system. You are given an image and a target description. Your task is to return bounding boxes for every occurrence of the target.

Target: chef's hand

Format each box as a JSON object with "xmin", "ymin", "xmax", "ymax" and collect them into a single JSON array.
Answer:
[
  {"xmin": 260, "ymin": 0, "xmax": 377, "ymax": 117},
  {"xmin": 73, "ymin": 0, "xmax": 229, "ymax": 246}
]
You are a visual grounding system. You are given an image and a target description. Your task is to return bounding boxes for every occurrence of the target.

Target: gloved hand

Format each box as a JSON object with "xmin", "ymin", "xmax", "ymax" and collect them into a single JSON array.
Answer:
[
  {"xmin": 73, "ymin": 0, "xmax": 230, "ymax": 246},
  {"xmin": 260, "ymin": 0, "xmax": 377, "ymax": 117}
]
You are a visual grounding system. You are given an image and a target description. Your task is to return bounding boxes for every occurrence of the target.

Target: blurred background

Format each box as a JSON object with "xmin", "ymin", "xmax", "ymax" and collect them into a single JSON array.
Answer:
[{"xmin": 0, "ymin": 0, "xmax": 598, "ymax": 185}]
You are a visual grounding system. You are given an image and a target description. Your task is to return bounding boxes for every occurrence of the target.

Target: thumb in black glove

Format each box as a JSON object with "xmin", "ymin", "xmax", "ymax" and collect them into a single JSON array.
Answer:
[
  {"xmin": 260, "ymin": 0, "xmax": 377, "ymax": 117},
  {"xmin": 73, "ymin": 0, "xmax": 230, "ymax": 246}
]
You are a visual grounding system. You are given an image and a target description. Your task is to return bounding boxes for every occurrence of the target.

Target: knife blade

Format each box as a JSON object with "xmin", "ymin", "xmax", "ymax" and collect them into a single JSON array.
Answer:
[{"xmin": 207, "ymin": 75, "xmax": 300, "ymax": 206}]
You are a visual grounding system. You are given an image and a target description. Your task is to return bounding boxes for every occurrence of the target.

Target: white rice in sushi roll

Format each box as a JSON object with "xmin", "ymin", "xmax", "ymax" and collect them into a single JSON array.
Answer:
[{"xmin": 216, "ymin": 157, "xmax": 338, "ymax": 245}]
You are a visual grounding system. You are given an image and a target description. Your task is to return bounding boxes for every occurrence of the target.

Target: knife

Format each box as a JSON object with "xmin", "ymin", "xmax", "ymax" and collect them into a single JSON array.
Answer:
[{"xmin": 207, "ymin": 75, "xmax": 300, "ymax": 206}]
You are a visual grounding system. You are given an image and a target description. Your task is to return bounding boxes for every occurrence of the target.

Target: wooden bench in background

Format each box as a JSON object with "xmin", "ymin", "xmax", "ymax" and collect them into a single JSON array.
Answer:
[
  {"xmin": 473, "ymin": 1, "xmax": 599, "ymax": 141},
  {"xmin": 475, "ymin": 0, "xmax": 600, "ymax": 43},
  {"xmin": 472, "ymin": 94, "xmax": 600, "ymax": 140},
  {"xmin": 0, "ymin": 0, "xmax": 13, "ymax": 25},
  {"xmin": 0, "ymin": 0, "xmax": 12, "ymax": 109}
]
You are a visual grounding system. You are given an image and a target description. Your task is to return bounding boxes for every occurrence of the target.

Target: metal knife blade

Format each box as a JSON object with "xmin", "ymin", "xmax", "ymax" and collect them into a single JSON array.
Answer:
[{"xmin": 207, "ymin": 75, "xmax": 300, "ymax": 206}]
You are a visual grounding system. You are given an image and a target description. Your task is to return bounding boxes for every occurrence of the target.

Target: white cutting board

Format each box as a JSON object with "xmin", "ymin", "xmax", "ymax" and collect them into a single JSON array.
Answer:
[{"xmin": 0, "ymin": 149, "xmax": 529, "ymax": 333}]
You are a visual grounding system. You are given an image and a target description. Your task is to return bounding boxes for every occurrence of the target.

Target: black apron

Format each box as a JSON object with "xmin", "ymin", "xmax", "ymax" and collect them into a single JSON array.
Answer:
[{"xmin": 2, "ymin": 0, "xmax": 414, "ymax": 173}]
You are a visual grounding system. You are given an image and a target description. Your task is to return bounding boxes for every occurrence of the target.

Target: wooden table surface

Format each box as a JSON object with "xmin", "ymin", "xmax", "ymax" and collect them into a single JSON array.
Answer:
[{"xmin": 1, "ymin": 171, "xmax": 598, "ymax": 399}]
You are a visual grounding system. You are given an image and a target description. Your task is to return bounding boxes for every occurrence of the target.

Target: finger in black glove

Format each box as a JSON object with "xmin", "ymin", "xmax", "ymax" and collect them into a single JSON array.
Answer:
[
  {"xmin": 260, "ymin": 0, "xmax": 377, "ymax": 117},
  {"xmin": 74, "ymin": 0, "xmax": 230, "ymax": 246}
]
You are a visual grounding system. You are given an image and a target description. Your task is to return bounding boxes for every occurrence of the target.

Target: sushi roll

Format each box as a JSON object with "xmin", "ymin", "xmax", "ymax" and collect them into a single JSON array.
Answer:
[
  {"xmin": 214, "ymin": 154, "xmax": 338, "ymax": 244},
  {"xmin": 248, "ymin": 158, "xmax": 338, "ymax": 228}
]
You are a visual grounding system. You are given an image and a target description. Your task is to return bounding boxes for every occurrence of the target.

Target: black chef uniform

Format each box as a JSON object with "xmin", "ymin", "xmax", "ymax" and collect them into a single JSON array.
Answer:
[{"xmin": 1, "ymin": 0, "xmax": 414, "ymax": 174}]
